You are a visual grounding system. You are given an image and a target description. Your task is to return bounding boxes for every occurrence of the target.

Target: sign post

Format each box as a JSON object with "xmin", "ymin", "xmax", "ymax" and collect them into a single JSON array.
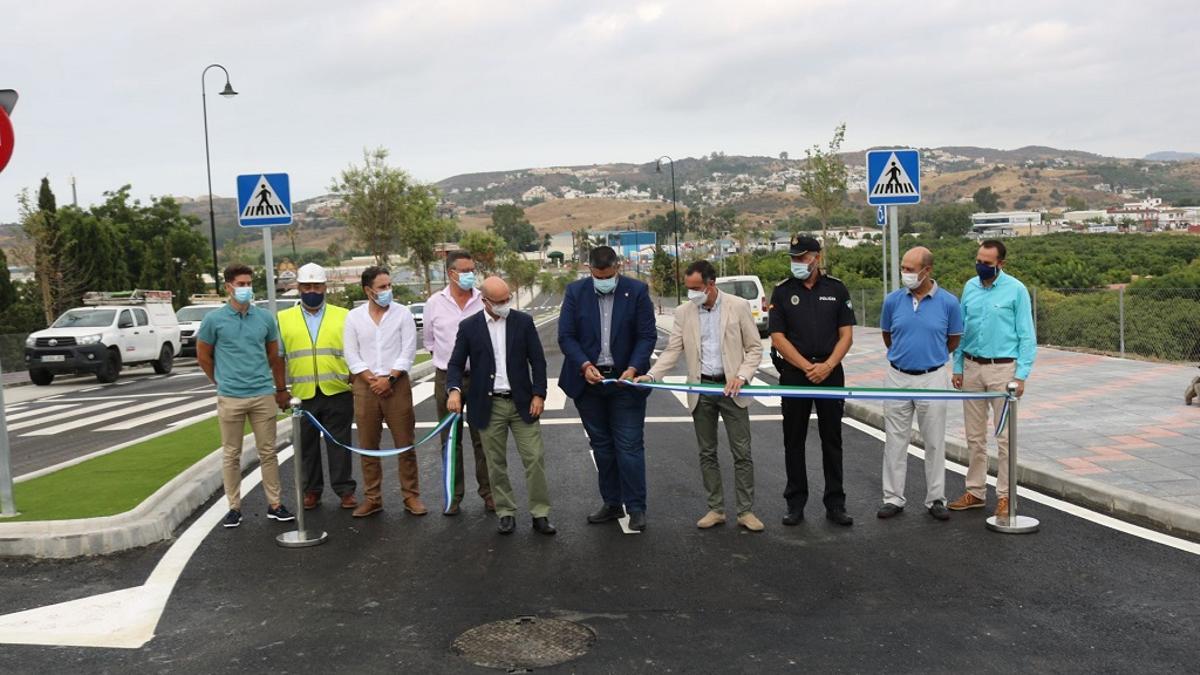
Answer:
[
  {"xmin": 0, "ymin": 89, "xmax": 18, "ymax": 516},
  {"xmin": 876, "ymin": 205, "xmax": 888, "ymax": 294},
  {"xmin": 236, "ymin": 172, "xmax": 293, "ymax": 316},
  {"xmin": 866, "ymin": 149, "xmax": 921, "ymax": 296}
]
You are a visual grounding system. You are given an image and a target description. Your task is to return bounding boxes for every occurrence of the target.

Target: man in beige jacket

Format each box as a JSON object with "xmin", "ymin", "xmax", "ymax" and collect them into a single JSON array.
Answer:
[{"xmin": 638, "ymin": 260, "xmax": 765, "ymax": 531}]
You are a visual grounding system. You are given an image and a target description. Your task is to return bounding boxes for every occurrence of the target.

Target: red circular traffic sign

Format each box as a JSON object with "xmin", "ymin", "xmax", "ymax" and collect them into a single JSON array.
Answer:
[{"xmin": 0, "ymin": 108, "xmax": 13, "ymax": 174}]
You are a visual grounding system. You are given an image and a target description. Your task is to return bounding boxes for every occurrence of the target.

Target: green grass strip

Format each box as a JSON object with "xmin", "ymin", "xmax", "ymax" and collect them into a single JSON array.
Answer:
[{"xmin": 8, "ymin": 415, "xmax": 243, "ymax": 522}]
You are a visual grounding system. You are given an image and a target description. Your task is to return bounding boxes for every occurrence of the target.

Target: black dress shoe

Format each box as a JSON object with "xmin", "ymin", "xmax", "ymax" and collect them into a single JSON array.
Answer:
[
  {"xmin": 781, "ymin": 510, "xmax": 804, "ymax": 526},
  {"xmin": 587, "ymin": 504, "xmax": 625, "ymax": 524},
  {"xmin": 627, "ymin": 511, "xmax": 646, "ymax": 531},
  {"xmin": 876, "ymin": 503, "xmax": 904, "ymax": 519},
  {"xmin": 498, "ymin": 515, "xmax": 516, "ymax": 534},
  {"xmin": 532, "ymin": 517, "xmax": 557, "ymax": 535},
  {"xmin": 928, "ymin": 500, "xmax": 950, "ymax": 521},
  {"xmin": 826, "ymin": 510, "xmax": 854, "ymax": 526}
]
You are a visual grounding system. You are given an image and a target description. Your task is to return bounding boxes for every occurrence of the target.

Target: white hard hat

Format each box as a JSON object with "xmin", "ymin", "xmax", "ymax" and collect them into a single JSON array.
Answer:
[{"xmin": 296, "ymin": 263, "xmax": 327, "ymax": 283}]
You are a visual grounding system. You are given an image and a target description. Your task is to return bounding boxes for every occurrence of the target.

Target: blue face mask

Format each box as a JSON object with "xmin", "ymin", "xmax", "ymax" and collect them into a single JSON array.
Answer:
[
  {"xmin": 373, "ymin": 289, "xmax": 393, "ymax": 307},
  {"xmin": 976, "ymin": 263, "xmax": 999, "ymax": 282},
  {"xmin": 790, "ymin": 262, "xmax": 811, "ymax": 280},
  {"xmin": 232, "ymin": 287, "xmax": 254, "ymax": 304},
  {"xmin": 301, "ymin": 291, "xmax": 325, "ymax": 308},
  {"xmin": 455, "ymin": 271, "xmax": 476, "ymax": 291},
  {"xmin": 593, "ymin": 276, "xmax": 617, "ymax": 294}
]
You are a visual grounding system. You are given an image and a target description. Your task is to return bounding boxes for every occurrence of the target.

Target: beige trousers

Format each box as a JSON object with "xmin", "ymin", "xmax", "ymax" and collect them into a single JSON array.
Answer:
[
  {"xmin": 218, "ymin": 394, "xmax": 281, "ymax": 511},
  {"xmin": 961, "ymin": 359, "xmax": 1016, "ymax": 498}
]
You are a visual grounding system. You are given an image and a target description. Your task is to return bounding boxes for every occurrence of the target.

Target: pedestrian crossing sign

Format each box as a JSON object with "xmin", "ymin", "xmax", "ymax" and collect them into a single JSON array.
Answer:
[
  {"xmin": 866, "ymin": 149, "xmax": 921, "ymax": 205},
  {"xmin": 236, "ymin": 173, "xmax": 292, "ymax": 227}
]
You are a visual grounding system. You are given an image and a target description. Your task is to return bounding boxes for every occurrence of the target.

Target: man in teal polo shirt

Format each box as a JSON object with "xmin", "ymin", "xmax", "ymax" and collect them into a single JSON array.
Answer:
[
  {"xmin": 877, "ymin": 246, "xmax": 962, "ymax": 522},
  {"xmin": 949, "ymin": 240, "xmax": 1036, "ymax": 517},
  {"xmin": 197, "ymin": 263, "xmax": 295, "ymax": 529}
]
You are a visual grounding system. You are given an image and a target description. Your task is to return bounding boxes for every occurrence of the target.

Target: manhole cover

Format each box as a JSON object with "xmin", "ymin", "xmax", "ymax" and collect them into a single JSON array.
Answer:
[{"xmin": 452, "ymin": 616, "xmax": 596, "ymax": 671}]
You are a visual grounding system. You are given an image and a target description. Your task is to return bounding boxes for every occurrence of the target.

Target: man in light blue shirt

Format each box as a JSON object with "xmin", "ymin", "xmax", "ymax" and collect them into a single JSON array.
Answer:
[
  {"xmin": 878, "ymin": 247, "xmax": 962, "ymax": 521},
  {"xmin": 949, "ymin": 240, "xmax": 1037, "ymax": 517}
]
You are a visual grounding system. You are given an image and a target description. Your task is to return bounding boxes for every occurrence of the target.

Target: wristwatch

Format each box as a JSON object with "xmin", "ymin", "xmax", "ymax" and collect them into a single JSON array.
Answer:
[{"xmin": 388, "ymin": 372, "xmax": 405, "ymax": 385}]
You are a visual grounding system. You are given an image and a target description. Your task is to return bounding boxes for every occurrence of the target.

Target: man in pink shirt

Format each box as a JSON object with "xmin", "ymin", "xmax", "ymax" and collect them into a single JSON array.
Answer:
[{"xmin": 424, "ymin": 250, "xmax": 494, "ymax": 515}]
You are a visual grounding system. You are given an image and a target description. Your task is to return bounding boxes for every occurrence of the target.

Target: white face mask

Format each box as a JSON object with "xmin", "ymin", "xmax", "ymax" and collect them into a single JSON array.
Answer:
[
  {"xmin": 901, "ymin": 271, "xmax": 924, "ymax": 290},
  {"xmin": 489, "ymin": 301, "xmax": 511, "ymax": 318},
  {"xmin": 687, "ymin": 289, "xmax": 707, "ymax": 305}
]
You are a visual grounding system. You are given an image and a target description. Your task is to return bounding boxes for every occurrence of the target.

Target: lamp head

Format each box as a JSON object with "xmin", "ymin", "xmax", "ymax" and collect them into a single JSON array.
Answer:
[{"xmin": 219, "ymin": 82, "xmax": 238, "ymax": 97}]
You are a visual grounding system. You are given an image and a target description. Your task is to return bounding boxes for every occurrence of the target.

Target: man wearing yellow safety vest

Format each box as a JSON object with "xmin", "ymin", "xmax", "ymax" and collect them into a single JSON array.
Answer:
[{"xmin": 278, "ymin": 263, "xmax": 358, "ymax": 511}]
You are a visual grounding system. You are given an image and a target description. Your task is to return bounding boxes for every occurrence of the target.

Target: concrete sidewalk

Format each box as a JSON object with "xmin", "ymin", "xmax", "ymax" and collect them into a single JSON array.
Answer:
[{"xmin": 654, "ymin": 312, "xmax": 1200, "ymax": 537}]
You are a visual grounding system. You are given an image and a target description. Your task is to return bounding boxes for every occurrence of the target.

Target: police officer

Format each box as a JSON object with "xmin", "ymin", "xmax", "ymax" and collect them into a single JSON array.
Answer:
[{"xmin": 769, "ymin": 235, "xmax": 856, "ymax": 527}]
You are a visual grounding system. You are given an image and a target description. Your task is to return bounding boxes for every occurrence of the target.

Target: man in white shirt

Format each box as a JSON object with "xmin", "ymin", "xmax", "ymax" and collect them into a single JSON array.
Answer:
[
  {"xmin": 343, "ymin": 266, "xmax": 425, "ymax": 517},
  {"xmin": 423, "ymin": 250, "xmax": 493, "ymax": 515}
]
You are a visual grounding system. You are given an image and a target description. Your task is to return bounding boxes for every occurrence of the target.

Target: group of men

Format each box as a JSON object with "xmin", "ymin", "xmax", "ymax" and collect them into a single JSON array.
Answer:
[{"xmin": 195, "ymin": 233, "xmax": 1035, "ymax": 536}]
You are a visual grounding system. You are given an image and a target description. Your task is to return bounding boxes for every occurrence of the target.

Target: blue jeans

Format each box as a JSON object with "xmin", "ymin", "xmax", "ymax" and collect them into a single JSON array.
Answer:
[{"xmin": 575, "ymin": 383, "xmax": 649, "ymax": 513}]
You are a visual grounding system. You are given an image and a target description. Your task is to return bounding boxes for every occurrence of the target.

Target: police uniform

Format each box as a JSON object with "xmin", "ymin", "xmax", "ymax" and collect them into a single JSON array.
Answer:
[{"xmin": 768, "ymin": 235, "xmax": 856, "ymax": 521}]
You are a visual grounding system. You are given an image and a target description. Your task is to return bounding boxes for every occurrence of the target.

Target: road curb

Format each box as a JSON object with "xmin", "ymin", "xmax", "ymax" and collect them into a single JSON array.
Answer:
[
  {"xmin": 843, "ymin": 401, "xmax": 1200, "ymax": 541},
  {"xmin": 0, "ymin": 419, "xmax": 291, "ymax": 559}
]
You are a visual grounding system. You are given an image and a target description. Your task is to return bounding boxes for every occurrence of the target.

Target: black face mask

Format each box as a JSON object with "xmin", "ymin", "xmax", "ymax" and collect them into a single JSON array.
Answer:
[
  {"xmin": 975, "ymin": 263, "xmax": 998, "ymax": 281},
  {"xmin": 301, "ymin": 291, "xmax": 325, "ymax": 308}
]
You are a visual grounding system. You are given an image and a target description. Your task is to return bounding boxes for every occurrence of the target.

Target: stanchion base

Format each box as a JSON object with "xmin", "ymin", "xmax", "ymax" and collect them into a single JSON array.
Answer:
[
  {"xmin": 985, "ymin": 514, "xmax": 1039, "ymax": 534},
  {"xmin": 275, "ymin": 529, "xmax": 329, "ymax": 548}
]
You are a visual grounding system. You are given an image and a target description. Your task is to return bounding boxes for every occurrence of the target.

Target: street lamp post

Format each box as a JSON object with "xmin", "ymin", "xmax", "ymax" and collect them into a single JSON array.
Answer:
[
  {"xmin": 201, "ymin": 64, "xmax": 238, "ymax": 295},
  {"xmin": 656, "ymin": 156, "xmax": 681, "ymax": 304}
]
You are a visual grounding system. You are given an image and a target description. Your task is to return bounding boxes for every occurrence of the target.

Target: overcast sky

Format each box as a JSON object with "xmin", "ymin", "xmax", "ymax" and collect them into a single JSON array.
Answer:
[{"xmin": 2, "ymin": 0, "xmax": 1197, "ymax": 221}]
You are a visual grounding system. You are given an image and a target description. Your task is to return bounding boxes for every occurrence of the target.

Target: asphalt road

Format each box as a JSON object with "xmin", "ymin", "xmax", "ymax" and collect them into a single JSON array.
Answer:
[{"xmin": 1, "ymin": 311, "xmax": 1198, "ymax": 672}]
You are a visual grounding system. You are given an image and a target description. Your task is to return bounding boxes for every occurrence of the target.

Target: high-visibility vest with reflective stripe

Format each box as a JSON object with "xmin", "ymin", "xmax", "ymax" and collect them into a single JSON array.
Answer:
[{"xmin": 278, "ymin": 304, "xmax": 351, "ymax": 399}]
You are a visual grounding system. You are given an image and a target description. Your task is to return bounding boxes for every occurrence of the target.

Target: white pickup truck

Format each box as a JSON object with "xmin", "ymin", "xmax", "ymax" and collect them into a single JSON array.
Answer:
[{"xmin": 24, "ymin": 290, "xmax": 182, "ymax": 385}]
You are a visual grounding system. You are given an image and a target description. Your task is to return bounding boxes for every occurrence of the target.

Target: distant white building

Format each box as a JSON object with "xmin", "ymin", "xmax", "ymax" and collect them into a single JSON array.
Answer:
[
  {"xmin": 1063, "ymin": 210, "xmax": 1109, "ymax": 223},
  {"xmin": 521, "ymin": 186, "xmax": 554, "ymax": 203},
  {"xmin": 483, "ymin": 198, "xmax": 516, "ymax": 208},
  {"xmin": 970, "ymin": 211, "xmax": 1041, "ymax": 237}
]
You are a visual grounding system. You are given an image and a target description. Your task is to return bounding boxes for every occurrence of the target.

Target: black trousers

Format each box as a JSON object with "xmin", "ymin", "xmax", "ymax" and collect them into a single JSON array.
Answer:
[
  {"xmin": 299, "ymin": 389, "xmax": 357, "ymax": 497},
  {"xmin": 780, "ymin": 363, "xmax": 846, "ymax": 512}
]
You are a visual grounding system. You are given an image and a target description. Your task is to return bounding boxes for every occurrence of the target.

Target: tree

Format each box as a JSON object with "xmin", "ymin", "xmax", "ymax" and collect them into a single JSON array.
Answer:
[
  {"xmin": 501, "ymin": 253, "xmax": 539, "ymax": 309},
  {"xmin": 459, "ymin": 230, "xmax": 508, "ymax": 275},
  {"xmin": 19, "ymin": 180, "xmax": 82, "ymax": 323},
  {"xmin": 0, "ymin": 248, "xmax": 15, "ymax": 313},
  {"xmin": 490, "ymin": 204, "xmax": 537, "ymax": 252},
  {"xmin": 547, "ymin": 250, "xmax": 565, "ymax": 266},
  {"xmin": 330, "ymin": 147, "xmax": 415, "ymax": 266},
  {"xmin": 650, "ymin": 246, "xmax": 677, "ymax": 298},
  {"xmin": 779, "ymin": 151, "xmax": 789, "ymax": 161},
  {"xmin": 394, "ymin": 182, "xmax": 451, "ymax": 297},
  {"xmin": 1065, "ymin": 195, "xmax": 1087, "ymax": 211},
  {"xmin": 973, "ymin": 187, "xmax": 1000, "ymax": 212},
  {"xmin": 798, "ymin": 123, "xmax": 848, "ymax": 261},
  {"xmin": 285, "ymin": 220, "xmax": 301, "ymax": 260}
]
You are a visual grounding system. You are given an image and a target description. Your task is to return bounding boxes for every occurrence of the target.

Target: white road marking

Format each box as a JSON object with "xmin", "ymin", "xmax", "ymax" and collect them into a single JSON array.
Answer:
[
  {"xmin": 0, "ymin": 450, "xmax": 285, "ymax": 649},
  {"xmin": 95, "ymin": 398, "xmax": 215, "ymax": 431},
  {"xmin": 23, "ymin": 398, "xmax": 186, "ymax": 436},
  {"xmin": 168, "ymin": 411, "xmax": 218, "ymax": 428},
  {"xmin": 8, "ymin": 399, "xmax": 131, "ymax": 431},
  {"xmin": 4, "ymin": 404, "xmax": 78, "ymax": 422},
  {"xmin": 543, "ymin": 384, "xmax": 567, "ymax": 411},
  {"xmin": 35, "ymin": 392, "xmax": 211, "ymax": 402},
  {"xmin": 411, "ymin": 381, "xmax": 436, "ymax": 406},
  {"xmin": 841, "ymin": 418, "xmax": 1200, "ymax": 557},
  {"xmin": 662, "ymin": 376, "xmax": 691, "ymax": 408},
  {"xmin": 749, "ymin": 377, "xmax": 781, "ymax": 408}
]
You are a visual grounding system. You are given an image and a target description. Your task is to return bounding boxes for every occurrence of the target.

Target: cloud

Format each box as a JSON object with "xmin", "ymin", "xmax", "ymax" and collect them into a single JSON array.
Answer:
[{"xmin": 0, "ymin": 1, "xmax": 1196, "ymax": 221}]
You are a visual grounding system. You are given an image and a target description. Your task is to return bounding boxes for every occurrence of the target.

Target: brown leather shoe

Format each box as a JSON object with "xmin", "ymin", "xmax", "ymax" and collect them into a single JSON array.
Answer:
[
  {"xmin": 303, "ymin": 492, "xmax": 320, "ymax": 510},
  {"xmin": 340, "ymin": 493, "xmax": 358, "ymax": 510},
  {"xmin": 444, "ymin": 503, "xmax": 461, "ymax": 516},
  {"xmin": 352, "ymin": 500, "xmax": 383, "ymax": 518},
  {"xmin": 404, "ymin": 497, "xmax": 429, "ymax": 516},
  {"xmin": 484, "ymin": 496, "xmax": 496, "ymax": 513},
  {"xmin": 994, "ymin": 496, "xmax": 1010, "ymax": 518},
  {"xmin": 947, "ymin": 492, "xmax": 986, "ymax": 511},
  {"xmin": 696, "ymin": 510, "xmax": 726, "ymax": 529}
]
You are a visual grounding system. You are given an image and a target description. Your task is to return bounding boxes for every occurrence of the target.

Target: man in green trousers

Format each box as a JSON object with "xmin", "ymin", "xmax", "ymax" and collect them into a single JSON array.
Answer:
[
  {"xmin": 640, "ymin": 260, "xmax": 765, "ymax": 531},
  {"xmin": 446, "ymin": 276, "xmax": 555, "ymax": 536}
]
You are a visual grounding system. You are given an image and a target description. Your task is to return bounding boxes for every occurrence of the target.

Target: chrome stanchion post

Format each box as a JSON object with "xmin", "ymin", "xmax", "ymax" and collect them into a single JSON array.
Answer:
[
  {"xmin": 277, "ymin": 398, "xmax": 329, "ymax": 548},
  {"xmin": 986, "ymin": 382, "xmax": 1039, "ymax": 534}
]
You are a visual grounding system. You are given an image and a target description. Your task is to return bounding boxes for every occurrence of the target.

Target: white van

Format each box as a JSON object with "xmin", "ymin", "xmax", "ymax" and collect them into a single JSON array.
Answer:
[
  {"xmin": 716, "ymin": 275, "xmax": 769, "ymax": 337},
  {"xmin": 177, "ymin": 297, "xmax": 225, "ymax": 357},
  {"xmin": 25, "ymin": 290, "xmax": 182, "ymax": 385}
]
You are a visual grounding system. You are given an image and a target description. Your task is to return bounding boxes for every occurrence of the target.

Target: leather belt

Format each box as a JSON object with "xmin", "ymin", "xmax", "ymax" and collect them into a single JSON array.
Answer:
[
  {"xmin": 965, "ymin": 353, "xmax": 1015, "ymax": 365},
  {"xmin": 700, "ymin": 374, "xmax": 726, "ymax": 383},
  {"xmin": 596, "ymin": 366, "xmax": 619, "ymax": 377},
  {"xmin": 890, "ymin": 362, "xmax": 943, "ymax": 376},
  {"xmin": 491, "ymin": 391, "xmax": 513, "ymax": 399}
]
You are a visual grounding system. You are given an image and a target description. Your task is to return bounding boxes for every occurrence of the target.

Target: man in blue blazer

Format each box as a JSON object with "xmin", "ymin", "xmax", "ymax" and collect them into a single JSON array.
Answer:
[
  {"xmin": 448, "ymin": 276, "xmax": 554, "ymax": 535},
  {"xmin": 558, "ymin": 246, "xmax": 658, "ymax": 531}
]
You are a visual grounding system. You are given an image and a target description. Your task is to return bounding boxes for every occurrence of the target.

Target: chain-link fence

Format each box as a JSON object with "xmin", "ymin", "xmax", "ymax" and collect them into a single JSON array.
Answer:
[{"xmin": 850, "ymin": 286, "xmax": 1200, "ymax": 363}]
